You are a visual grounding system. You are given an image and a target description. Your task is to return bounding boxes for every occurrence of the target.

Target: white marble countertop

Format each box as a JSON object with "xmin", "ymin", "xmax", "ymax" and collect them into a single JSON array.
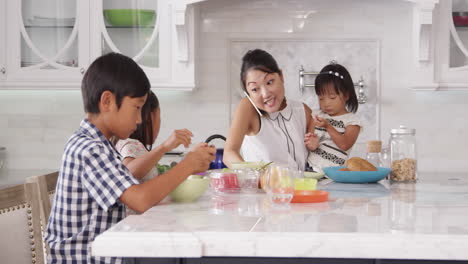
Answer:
[{"xmin": 92, "ymin": 172, "xmax": 468, "ymax": 260}]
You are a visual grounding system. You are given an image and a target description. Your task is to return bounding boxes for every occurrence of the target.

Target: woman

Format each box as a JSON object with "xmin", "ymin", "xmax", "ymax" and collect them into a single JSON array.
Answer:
[{"xmin": 223, "ymin": 49, "xmax": 314, "ymax": 170}]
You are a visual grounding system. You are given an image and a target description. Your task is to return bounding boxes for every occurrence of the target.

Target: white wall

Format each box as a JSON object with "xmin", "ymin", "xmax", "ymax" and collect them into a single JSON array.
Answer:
[{"xmin": 1, "ymin": 0, "xmax": 467, "ymax": 173}]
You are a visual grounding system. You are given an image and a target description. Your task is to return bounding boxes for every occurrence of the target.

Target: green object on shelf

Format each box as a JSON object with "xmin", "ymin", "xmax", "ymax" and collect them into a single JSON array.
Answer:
[{"xmin": 103, "ymin": 9, "xmax": 156, "ymax": 27}]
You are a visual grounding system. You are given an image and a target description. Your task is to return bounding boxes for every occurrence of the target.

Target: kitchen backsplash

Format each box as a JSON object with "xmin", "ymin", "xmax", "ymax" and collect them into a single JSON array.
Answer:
[{"xmin": 1, "ymin": 0, "xmax": 467, "ymax": 173}]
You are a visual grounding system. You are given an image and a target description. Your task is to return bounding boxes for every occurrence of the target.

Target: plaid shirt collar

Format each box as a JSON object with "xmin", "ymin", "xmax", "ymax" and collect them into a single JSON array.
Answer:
[{"xmin": 80, "ymin": 118, "xmax": 122, "ymax": 159}]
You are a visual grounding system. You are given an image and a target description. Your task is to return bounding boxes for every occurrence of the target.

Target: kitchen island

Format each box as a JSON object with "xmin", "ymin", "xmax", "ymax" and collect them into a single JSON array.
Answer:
[{"xmin": 92, "ymin": 172, "xmax": 468, "ymax": 263}]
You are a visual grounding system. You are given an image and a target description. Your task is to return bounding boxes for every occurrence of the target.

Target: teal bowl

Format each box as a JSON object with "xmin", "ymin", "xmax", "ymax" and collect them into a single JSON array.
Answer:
[
  {"xmin": 323, "ymin": 166, "xmax": 391, "ymax": 183},
  {"xmin": 103, "ymin": 9, "xmax": 156, "ymax": 27},
  {"xmin": 169, "ymin": 175, "xmax": 209, "ymax": 203}
]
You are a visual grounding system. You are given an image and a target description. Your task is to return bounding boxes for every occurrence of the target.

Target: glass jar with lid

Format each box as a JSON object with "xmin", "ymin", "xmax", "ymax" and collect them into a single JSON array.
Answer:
[
  {"xmin": 389, "ymin": 125, "xmax": 417, "ymax": 182},
  {"xmin": 366, "ymin": 140, "xmax": 383, "ymax": 167}
]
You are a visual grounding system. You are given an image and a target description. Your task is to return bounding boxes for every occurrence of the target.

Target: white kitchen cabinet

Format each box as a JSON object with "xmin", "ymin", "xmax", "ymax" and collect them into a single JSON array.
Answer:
[
  {"xmin": 0, "ymin": 0, "xmax": 6, "ymax": 81},
  {"xmin": 0, "ymin": 0, "xmax": 196, "ymax": 90},
  {"xmin": 433, "ymin": 0, "xmax": 468, "ymax": 89},
  {"xmin": 412, "ymin": 0, "xmax": 468, "ymax": 90}
]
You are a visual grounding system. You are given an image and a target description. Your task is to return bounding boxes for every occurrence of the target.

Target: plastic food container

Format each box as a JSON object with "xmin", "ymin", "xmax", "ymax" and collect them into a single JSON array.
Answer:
[
  {"xmin": 236, "ymin": 168, "xmax": 261, "ymax": 193},
  {"xmin": 208, "ymin": 169, "xmax": 240, "ymax": 193}
]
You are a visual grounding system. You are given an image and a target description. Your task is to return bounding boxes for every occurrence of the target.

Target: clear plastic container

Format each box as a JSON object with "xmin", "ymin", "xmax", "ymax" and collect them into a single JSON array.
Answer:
[
  {"xmin": 366, "ymin": 140, "xmax": 383, "ymax": 167},
  {"xmin": 236, "ymin": 168, "xmax": 261, "ymax": 193},
  {"xmin": 208, "ymin": 169, "xmax": 240, "ymax": 193},
  {"xmin": 389, "ymin": 125, "xmax": 417, "ymax": 182}
]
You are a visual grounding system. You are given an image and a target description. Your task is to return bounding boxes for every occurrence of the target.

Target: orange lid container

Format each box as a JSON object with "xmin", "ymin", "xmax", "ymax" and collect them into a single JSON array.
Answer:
[{"xmin": 291, "ymin": 190, "xmax": 329, "ymax": 203}]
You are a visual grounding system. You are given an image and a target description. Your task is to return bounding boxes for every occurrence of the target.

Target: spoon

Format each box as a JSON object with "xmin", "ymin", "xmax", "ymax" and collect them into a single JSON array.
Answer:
[{"xmin": 258, "ymin": 161, "xmax": 273, "ymax": 171}]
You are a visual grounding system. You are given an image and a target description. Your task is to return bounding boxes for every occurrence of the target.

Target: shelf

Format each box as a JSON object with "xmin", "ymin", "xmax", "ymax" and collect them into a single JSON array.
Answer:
[
  {"xmin": 105, "ymin": 26, "xmax": 155, "ymax": 29},
  {"xmin": 24, "ymin": 25, "xmax": 75, "ymax": 29}
]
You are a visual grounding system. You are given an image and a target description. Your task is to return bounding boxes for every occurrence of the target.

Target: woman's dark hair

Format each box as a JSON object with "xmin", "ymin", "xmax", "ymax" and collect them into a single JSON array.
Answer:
[
  {"xmin": 129, "ymin": 91, "xmax": 160, "ymax": 150},
  {"xmin": 81, "ymin": 52, "xmax": 151, "ymax": 114},
  {"xmin": 240, "ymin": 49, "xmax": 281, "ymax": 93},
  {"xmin": 314, "ymin": 63, "xmax": 358, "ymax": 113}
]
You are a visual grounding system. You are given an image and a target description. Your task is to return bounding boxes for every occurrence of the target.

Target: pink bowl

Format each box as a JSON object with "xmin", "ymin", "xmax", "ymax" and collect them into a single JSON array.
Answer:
[{"xmin": 453, "ymin": 12, "xmax": 468, "ymax": 26}]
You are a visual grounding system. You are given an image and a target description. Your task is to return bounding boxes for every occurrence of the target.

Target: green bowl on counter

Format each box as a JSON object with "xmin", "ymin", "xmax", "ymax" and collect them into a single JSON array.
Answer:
[
  {"xmin": 169, "ymin": 175, "xmax": 209, "ymax": 203},
  {"xmin": 103, "ymin": 9, "xmax": 156, "ymax": 27}
]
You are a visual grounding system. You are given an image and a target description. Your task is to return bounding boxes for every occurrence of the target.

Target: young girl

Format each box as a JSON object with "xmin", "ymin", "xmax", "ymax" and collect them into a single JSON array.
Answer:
[
  {"xmin": 305, "ymin": 63, "xmax": 362, "ymax": 172},
  {"xmin": 115, "ymin": 91, "xmax": 194, "ymax": 210},
  {"xmin": 223, "ymin": 49, "xmax": 314, "ymax": 171}
]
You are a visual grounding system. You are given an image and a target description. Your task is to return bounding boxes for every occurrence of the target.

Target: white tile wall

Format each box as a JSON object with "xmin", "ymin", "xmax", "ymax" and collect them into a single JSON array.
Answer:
[{"xmin": 1, "ymin": 0, "xmax": 468, "ymax": 174}]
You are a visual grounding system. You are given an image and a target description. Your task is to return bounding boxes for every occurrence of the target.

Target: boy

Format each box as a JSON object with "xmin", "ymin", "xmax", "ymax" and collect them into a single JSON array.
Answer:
[{"xmin": 45, "ymin": 53, "xmax": 215, "ymax": 263}]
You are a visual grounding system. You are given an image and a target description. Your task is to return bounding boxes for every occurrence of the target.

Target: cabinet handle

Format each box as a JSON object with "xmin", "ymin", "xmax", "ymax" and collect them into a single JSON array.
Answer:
[
  {"xmin": 80, "ymin": 68, "xmax": 85, "ymax": 74},
  {"xmin": 0, "ymin": 67, "xmax": 5, "ymax": 74}
]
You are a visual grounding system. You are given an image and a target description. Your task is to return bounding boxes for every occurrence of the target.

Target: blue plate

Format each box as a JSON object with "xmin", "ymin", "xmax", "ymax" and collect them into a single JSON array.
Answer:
[{"xmin": 323, "ymin": 166, "xmax": 391, "ymax": 183}]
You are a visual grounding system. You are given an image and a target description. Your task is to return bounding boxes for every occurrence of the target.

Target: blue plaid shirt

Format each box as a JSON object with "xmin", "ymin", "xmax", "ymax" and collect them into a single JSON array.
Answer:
[{"xmin": 45, "ymin": 119, "xmax": 139, "ymax": 264}]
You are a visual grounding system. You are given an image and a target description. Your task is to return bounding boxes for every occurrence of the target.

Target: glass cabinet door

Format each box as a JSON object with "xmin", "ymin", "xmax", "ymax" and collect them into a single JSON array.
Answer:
[
  {"xmin": 0, "ymin": 0, "xmax": 6, "ymax": 81},
  {"xmin": 449, "ymin": 0, "xmax": 468, "ymax": 68},
  {"xmin": 434, "ymin": 0, "xmax": 468, "ymax": 85},
  {"xmin": 5, "ymin": 0, "xmax": 88, "ymax": 86},
  {"xmin": 94, "ymin": 0, "xmax": 165, "ymax": 75},
  {"xmin": 21, "ymin": 0, "xmax": 78, "ymax": 69}
]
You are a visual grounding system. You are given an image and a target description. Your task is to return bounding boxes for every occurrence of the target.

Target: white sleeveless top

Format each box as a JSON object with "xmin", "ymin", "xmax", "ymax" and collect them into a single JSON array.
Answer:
[{"xmin": 241, "ymin": 99, "xmax": 308, "ymax": 170}]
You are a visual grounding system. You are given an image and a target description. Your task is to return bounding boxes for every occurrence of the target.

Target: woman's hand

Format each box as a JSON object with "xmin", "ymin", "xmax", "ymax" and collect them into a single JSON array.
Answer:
[
  {"xmin": 314, "ymin": 115, "xmax": 329, "ymax": 129},
  {"xmin": 161, "ymin": 129, "xmax": 193, "ymax": 151},
  {"xmin": 304, "ymin": 132, "xmax": 319, "ymax": 151},
  {"xmin": 183, "ymin": 143, "xmax": 216, "ymax": 174}
]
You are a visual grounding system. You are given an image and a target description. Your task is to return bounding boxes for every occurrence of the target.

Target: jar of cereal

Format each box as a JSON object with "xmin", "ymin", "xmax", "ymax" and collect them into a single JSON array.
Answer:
[{"xmin": 389, "ymin": 125, "xmax": 417, "ymax": 182}]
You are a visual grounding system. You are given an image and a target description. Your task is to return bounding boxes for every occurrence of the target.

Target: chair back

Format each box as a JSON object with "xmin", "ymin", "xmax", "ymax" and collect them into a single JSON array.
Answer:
[
  {"xmin": 26, "ymin": 171, "xmax": 59, "ymax": 257},
  {"xmin": 0, "ymin": 183, "xmax": 45, "ymax": 264},
  {"xmin": 28, "ymin": 171, "xmax": 59, "ymax": 221}
]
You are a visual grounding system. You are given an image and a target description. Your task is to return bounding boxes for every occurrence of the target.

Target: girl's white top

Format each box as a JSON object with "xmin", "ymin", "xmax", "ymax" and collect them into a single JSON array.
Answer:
[
  {"xmin": 241, "ymin": 99, "xmax": 308, "ymax": 170},
  {"xmin": 115, "ymin": 138, "xmax": 159, "ymax": 215},
  {"xmin": 115, "ymin": 138, "xmax": 159, "ymax": 183},
  {"xmin": 307, "ymin": 109, "xmax": 362, "ymax": 172}
]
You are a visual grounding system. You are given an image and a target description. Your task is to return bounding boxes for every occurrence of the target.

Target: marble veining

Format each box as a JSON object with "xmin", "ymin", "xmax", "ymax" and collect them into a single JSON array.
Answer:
[{"xmin": 93, "ymin": 173, "xmax": 468, "ymax": 260}]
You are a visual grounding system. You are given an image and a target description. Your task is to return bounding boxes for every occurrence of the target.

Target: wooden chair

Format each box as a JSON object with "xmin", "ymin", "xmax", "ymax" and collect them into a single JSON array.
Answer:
[
  {"xmin": 27, "ymin": 171, "xmax": 59, "ymax": 222},
  {"xmin": 0, "ymin": 183, "xmax": 45, "ymax": 264},
  {"xmin": 26, "ymin": 171, "xmax": 59, "ymax": 258}
]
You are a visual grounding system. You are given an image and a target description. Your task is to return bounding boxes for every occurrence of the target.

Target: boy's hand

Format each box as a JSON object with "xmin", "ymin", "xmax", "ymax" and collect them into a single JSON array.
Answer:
[
  {"xmin": 304, "ymin": 132, "xmax": 319, "ymax": 151},
  {"xmin": 314, "ymin": 115, "xmax": 329, "ymax": 129},
  {"xmin": 183, "ymin": 143, "xmax": 216, "ymax": 174},
  {"xmin": 162, "ymin": 129, "xmax": 193, "ymax": 151}
]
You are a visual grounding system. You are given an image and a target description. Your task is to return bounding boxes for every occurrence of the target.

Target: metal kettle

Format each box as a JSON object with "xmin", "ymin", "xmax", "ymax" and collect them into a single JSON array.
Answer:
[{"xmin": 205, "ymin": 134, "xmax": 227, "ymax": 170}]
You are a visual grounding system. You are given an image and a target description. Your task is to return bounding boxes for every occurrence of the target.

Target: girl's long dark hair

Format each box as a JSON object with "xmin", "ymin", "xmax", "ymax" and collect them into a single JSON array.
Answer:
[
  {"xmin": 314, "ymin": 63, "xmax": 358, "ymax": 113},
  {"xmin": 129, "ymin": 91, "xmax": 160, "ymax": 150}
]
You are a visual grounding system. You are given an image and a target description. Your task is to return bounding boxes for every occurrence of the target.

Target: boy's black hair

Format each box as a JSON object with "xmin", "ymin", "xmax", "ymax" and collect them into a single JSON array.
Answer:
[
  {"xmin": 81, "ymin": 52, "xmax": 151, "ymax": 114},
  {"xmin": 240, "ymin": 49, "xmax": 281, "ymax": 93},
  {"xmin": 314, "ymin": 63, "xmax": 359, "ymax": 113},
  {"xmin": 128, "ymin": 91, "xmax": 160, "ymax": 150}
]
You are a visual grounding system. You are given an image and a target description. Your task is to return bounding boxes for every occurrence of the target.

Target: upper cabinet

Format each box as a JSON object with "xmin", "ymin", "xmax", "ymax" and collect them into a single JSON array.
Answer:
[
  {"xmin": 0, "ymin": 0, "xmax": 197, "ymax": 90},
  {"xmin": 0, "ymin": 0, "xmax": 6, "ymax": 81},
  {"xmin": 412, "ymin": 0, "xmax": 468, "ymax": 90},
  {"xmin": 433, "ymin": 0, "xmax": 468, "ymax": 89}
]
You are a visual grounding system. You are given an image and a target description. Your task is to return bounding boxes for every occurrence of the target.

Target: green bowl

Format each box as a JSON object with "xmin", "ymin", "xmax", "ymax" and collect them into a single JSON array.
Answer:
[
  {"xmin": 169, "ymin": 176, "xmax": 209, "ymax": 203},
  {"xmin": 103, "ymin": 9, "xmax": 156, "ymax": 27}
]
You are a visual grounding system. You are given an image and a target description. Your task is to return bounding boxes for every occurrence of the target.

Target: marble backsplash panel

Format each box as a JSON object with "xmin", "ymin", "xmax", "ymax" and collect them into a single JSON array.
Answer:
[{"xmin": 229, "ymin": 40, "xmax": 380, "ymax": 156}]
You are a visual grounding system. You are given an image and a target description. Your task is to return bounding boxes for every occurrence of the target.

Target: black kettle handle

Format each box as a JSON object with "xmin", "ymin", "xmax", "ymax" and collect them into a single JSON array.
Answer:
[{"xmin": 205, "ymin": 134, "xmax": 226, "ymax": 144}]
